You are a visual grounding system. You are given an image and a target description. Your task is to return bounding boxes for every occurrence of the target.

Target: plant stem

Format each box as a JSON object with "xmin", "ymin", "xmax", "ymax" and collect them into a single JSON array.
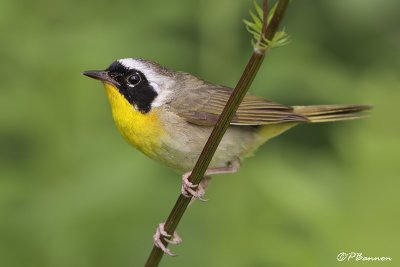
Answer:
[{"xmin": 144, "ymin": 1, "xmax": 289, "ymax": 266}]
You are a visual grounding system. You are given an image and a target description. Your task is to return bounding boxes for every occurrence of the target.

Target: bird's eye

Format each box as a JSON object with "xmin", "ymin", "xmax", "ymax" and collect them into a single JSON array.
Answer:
[{"xmin": 127, "ymin": 73, "xmax": 141, "ymax": 86}]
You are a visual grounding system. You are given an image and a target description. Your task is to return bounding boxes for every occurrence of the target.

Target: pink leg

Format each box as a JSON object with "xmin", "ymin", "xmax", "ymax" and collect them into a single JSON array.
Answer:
[
  {"xmin": 153, "ymin": 223, "xmax": 182, "ymax": 256},
  {"xmin": 155, "ymin": 160, "xmax": 240, "ymax": 255},
  {"xmin": 181, "ymin": 159, "xmax": 240, "ymax": 199}
]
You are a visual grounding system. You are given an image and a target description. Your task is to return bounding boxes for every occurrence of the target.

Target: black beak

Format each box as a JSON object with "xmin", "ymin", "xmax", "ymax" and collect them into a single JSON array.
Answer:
[{"xmin": 82, "ymin": 70, "xmax": 119, "ymax": 85}]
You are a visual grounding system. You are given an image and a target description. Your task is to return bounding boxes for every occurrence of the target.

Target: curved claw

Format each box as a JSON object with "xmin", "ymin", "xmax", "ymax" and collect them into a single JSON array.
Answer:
[
  {"xmin": 181, "ymin": 172, "xmax": 206, "ymax": 200},
  {"xmin": 181, "ymin": 161, "xmax": 240, "ymax": 201},
  {"xmin": 153, "ymin": 223, "xmax": 182, "ymax": 256},
  {"xmin": 164, "ymin": 232, "xmax": 182, "ymax": 245}
]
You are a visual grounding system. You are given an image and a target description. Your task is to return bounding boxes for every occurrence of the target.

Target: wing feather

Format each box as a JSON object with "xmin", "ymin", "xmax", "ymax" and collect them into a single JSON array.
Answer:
[{"xmin": 170, "ymin": 87, "xmax": 308, "ymax": 126}]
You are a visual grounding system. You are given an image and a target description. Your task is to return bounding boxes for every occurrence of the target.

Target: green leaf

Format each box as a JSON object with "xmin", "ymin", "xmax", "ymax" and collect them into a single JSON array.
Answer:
[
  {"xmin": 249, "ymin": 11, "xmax": 262, "ymax": 26},
  {"xmin": 254, "ymin": 0, "xmax": 264, "ymax": 19},
  {"xmin": 268, "ymin": 2, "xmax": 278, "ymax": 24},
  {"xmin": 244, "ymin": 0, "xmax": 290, "ymax": 51}
]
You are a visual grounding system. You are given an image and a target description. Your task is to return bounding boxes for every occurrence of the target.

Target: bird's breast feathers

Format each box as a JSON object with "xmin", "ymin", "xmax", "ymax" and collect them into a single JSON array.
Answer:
[{"xmin": 103, "ymin": 82, "xmax": 165, "ymax": 158}]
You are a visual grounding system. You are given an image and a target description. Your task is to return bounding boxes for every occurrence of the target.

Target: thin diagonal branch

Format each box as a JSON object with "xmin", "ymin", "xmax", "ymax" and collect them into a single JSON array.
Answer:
[
  {"xmin": 144, "ymin": 1, "xmax": 289, "ymax": 266},
  {"xmin": 261, "ymin": 1, "xmax": 269, "ymax": 45}
]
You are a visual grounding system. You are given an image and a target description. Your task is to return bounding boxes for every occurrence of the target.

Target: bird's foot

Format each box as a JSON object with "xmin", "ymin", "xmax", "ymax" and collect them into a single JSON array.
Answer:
[
  {"xmin": 153, "ymin": 223, "xmax": 182, "ymax": 256},
  {"xmin": 181, "ymin": 159, "xmax": 240, "ymax": 201},
  {"xmin": 181, "ymin": 172, "xmax": 208, "ymax": 201}
]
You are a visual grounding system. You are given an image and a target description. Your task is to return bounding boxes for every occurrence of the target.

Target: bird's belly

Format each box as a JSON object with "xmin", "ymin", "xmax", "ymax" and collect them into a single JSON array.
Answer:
[
  {"xmin": 157, "ymin": 122, "xmax": 298, "ymax": 173},
  {"xmin": 157, "ymin": 124, "xmax": 258, "ymax": 172}
]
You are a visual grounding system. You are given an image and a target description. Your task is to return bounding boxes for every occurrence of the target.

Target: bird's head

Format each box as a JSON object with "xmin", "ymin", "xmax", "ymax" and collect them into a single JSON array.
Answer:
[{"xmin": 83, "ymin": 58, "xmax": 176, "ymax": 113}]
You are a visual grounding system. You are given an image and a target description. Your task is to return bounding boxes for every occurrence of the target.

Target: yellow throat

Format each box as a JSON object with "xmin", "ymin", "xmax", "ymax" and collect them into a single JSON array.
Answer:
[{"xmin": 103, "ymin": 82, "xmax": 164, "ymax": 158}]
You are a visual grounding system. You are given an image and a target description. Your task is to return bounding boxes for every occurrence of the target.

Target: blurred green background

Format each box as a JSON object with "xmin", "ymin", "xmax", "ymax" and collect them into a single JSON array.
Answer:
[{"xmin": 1, "ymin": 0, "xmax": 399, "ymax": 266}]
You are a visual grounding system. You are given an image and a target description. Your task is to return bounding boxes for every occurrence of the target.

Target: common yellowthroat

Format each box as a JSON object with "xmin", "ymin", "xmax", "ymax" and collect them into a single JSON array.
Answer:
[{"xmin": 83, "ymin": 58, "xmax": 370, "ymax": 254}]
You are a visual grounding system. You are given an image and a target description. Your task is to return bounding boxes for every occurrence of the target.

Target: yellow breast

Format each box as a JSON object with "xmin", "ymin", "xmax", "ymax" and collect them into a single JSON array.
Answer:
[{"xmin": 103, "ymin": 83, "xmax": 164, "ymax": 158}]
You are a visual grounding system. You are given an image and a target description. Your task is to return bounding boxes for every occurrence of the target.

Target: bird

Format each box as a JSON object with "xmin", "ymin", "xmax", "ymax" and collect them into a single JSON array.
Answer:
[{"xmin": 83, "ymin": 58, "xmax": 370, "ymax": 255}]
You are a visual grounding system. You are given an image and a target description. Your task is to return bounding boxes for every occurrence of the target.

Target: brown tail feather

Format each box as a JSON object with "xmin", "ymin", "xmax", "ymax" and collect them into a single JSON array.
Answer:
[{"xmin": 293, "ymin": 104, "xmax": 372, "ymax": 123}]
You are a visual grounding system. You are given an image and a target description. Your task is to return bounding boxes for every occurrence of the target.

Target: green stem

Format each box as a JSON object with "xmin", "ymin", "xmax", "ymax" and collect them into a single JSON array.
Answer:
[{"xmin": 144, "ymin": 1, "xmax": 289, "ymax": 266}]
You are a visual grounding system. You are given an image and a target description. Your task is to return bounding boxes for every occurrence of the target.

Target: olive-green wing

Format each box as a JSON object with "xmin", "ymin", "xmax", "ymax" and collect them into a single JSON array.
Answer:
[{"xmin": 170, "ymin": 87, "xmax": 308, "ymax": 126}]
